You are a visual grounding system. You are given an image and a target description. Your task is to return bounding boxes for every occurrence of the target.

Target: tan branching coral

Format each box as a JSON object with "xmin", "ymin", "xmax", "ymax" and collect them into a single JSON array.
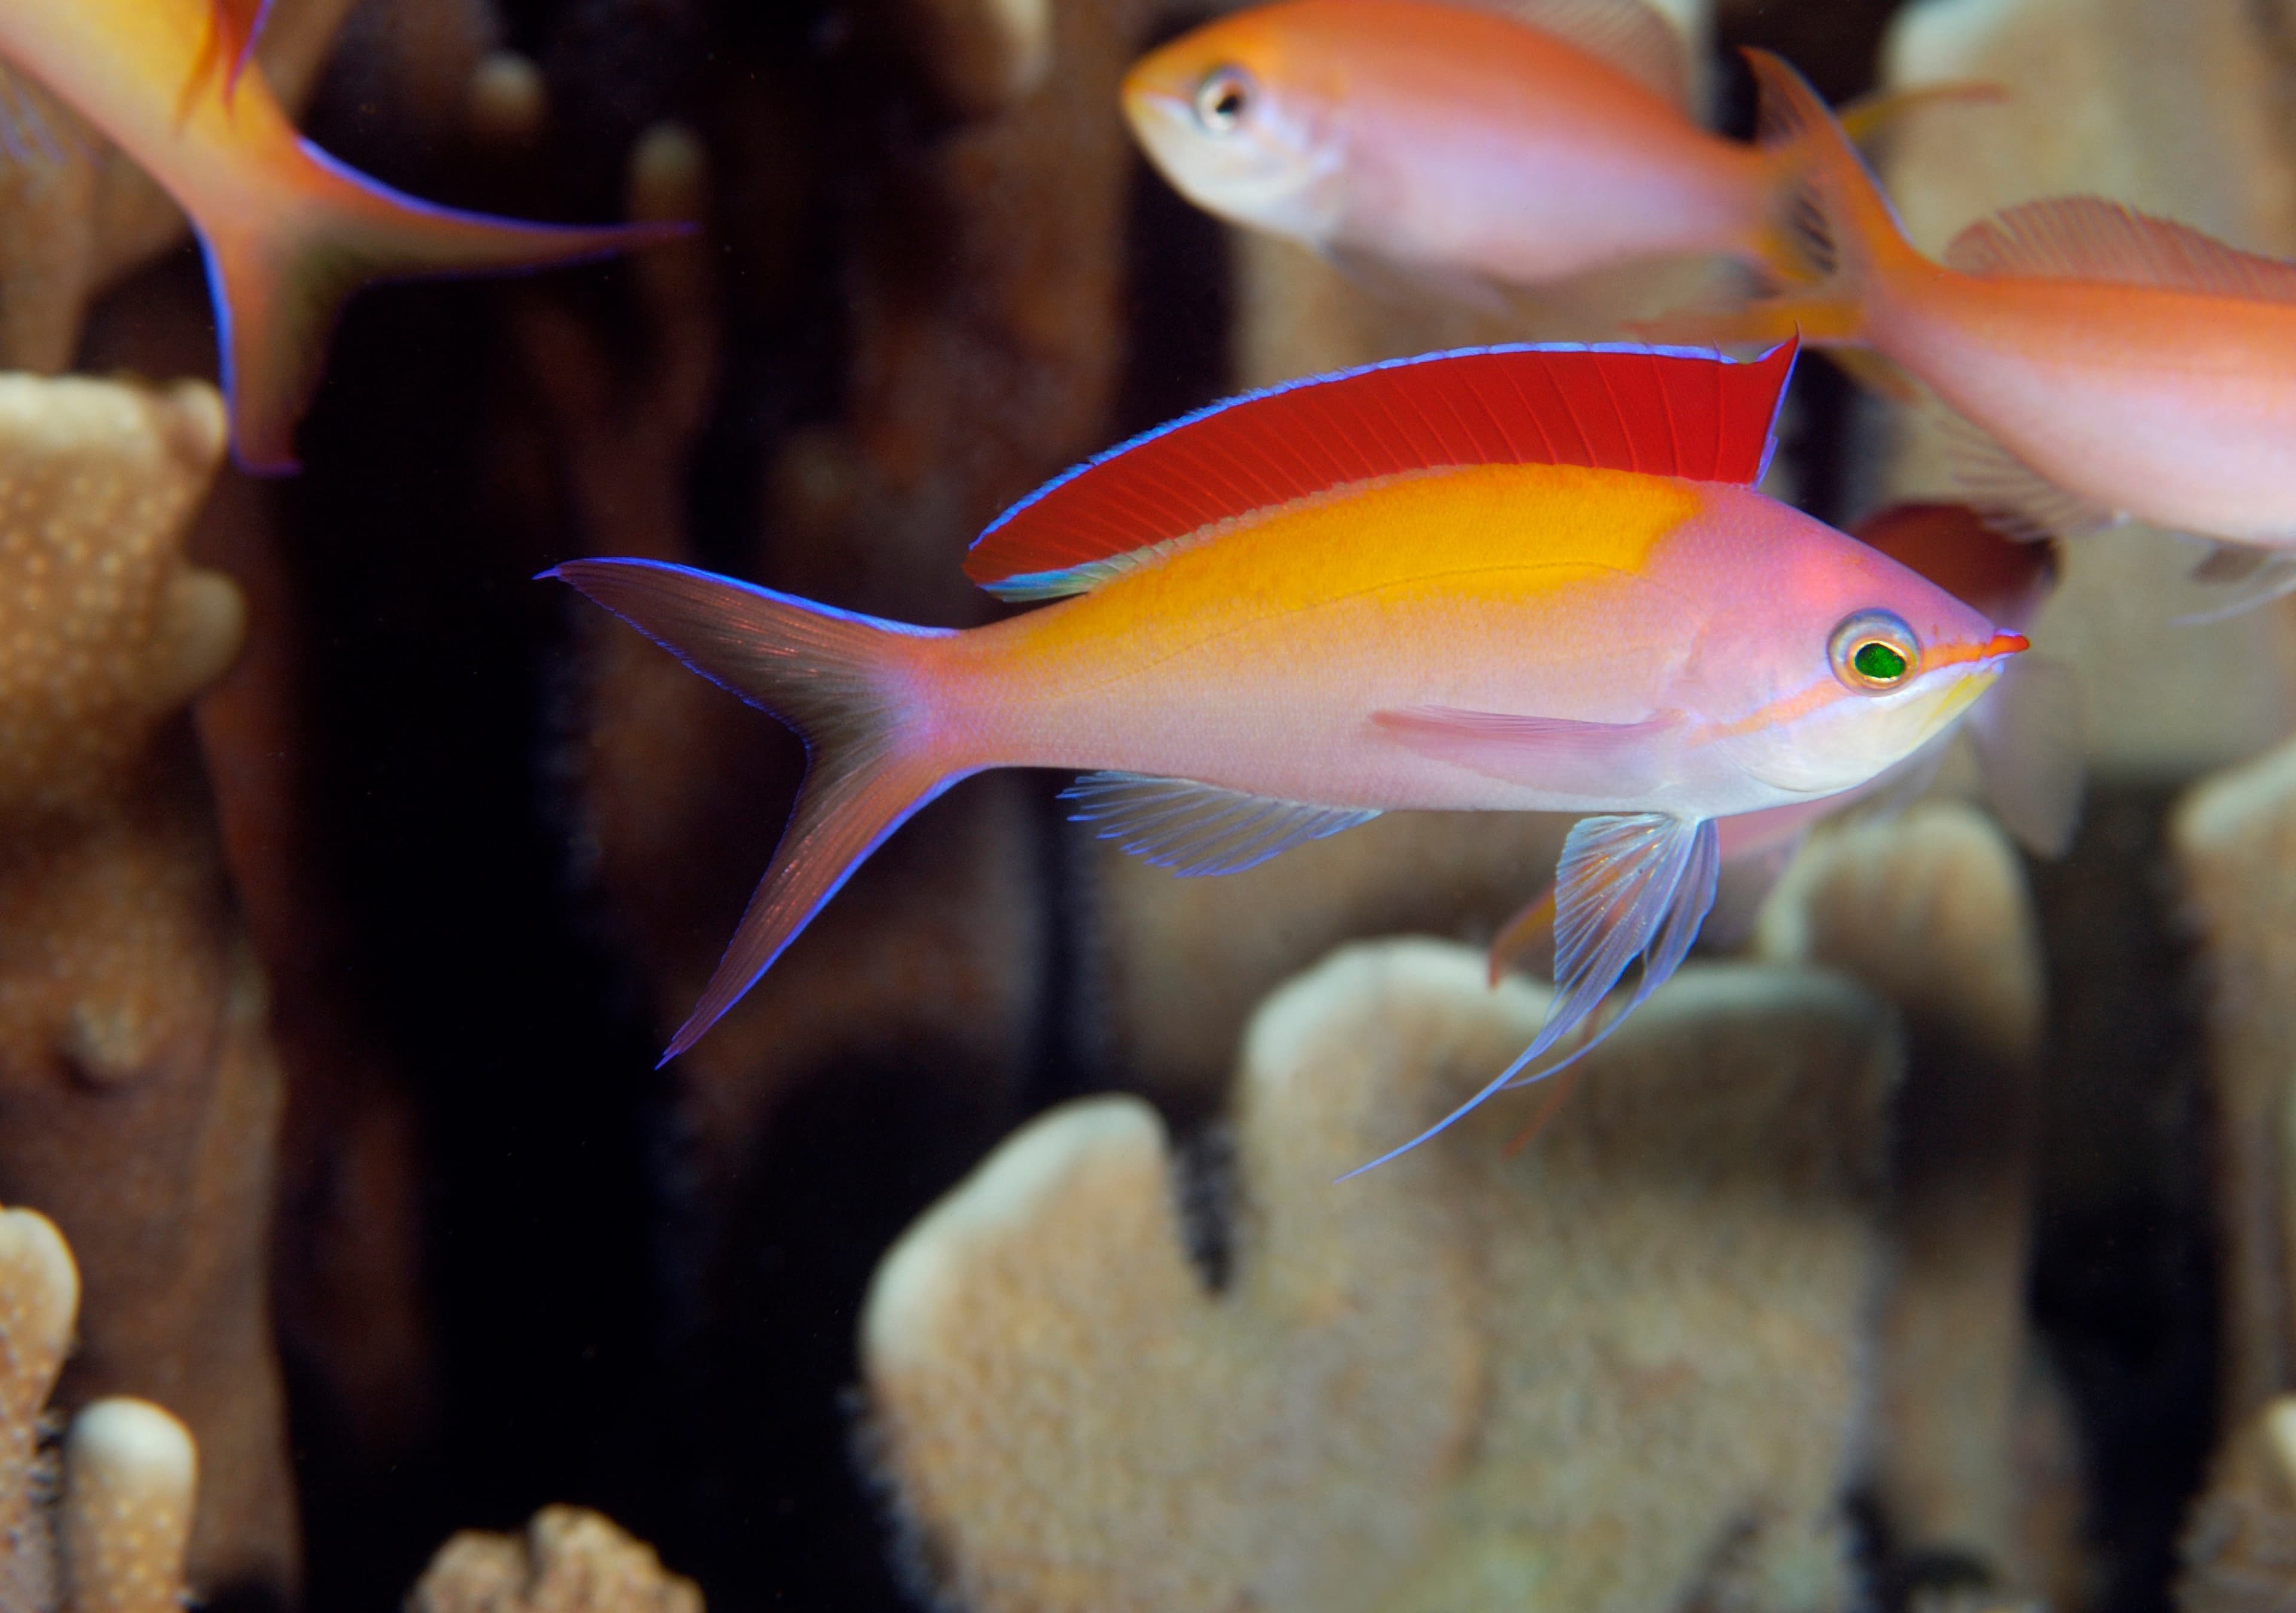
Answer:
[
  {"xmin": 1755, "ymin": 802, "xmax": 2072, "ymax": 1596},
  {"xmin": 865, "ymin": 941, "xmax": 1901, "ymax": 1613},
  {"xmin": 1, "ymin": 1204, "xmax": 75, "ymax": 1613},
  {"xmin": 59, "ymin": 1398, "xmax": 198, "ymax": 1613},
  {"xmin": 409, "ymin": 1507, "xmax": 703, "ymax": 1613},
  {"xmin": 0, "ymin": 375, "xmax": 294, "ymax": 1600},
  {"xmin": 2174, "ymin": 737, "xmax": 2296, "ymax": 1423},
  {"xmin": 0, "ymin": 1200, "xmax": 200, "ymax": 1613}
]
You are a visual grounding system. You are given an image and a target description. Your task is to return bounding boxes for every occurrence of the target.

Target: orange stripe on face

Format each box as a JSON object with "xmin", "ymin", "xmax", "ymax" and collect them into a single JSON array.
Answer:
[{"xmin": 1705, "ymin": 631, "xmax": 2023, "ymax": 742}]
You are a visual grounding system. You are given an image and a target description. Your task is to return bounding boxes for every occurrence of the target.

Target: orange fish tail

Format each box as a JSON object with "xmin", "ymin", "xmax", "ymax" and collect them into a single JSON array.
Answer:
[
  {"xmin": 1751, "ymin": 48, "xmax": 1925, "ymax": 332},
  {"xmin": 202, "ymin": 142, "xmax": 689, "ymax": 472},
  {"xmin": 1665, "ymin": 51, "xmax": 1926, "ymax": 353},
  {"xmin": 546, "ymin": 559, "xmax": 967, "ymax": 1062}
]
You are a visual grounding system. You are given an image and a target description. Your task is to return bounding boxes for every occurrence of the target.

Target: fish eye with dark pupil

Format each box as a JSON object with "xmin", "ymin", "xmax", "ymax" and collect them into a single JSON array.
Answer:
[
  {"xmin": 1193, "ymin": 67, "xmax": 1253, "ymax": 132},
  {"xmin": 1828, "ymin": 609, "xmax": 1920, "ymax": 692}
]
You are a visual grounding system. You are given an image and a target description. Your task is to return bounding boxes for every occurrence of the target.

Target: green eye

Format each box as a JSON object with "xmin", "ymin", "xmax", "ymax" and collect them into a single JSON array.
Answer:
[
  {"xmin": 1830, "ymin": 609, "xmax": 1920, "ymax": 692},
  {"xmin": 1853, "ymin": 640, "xmax": 1907, "ymax": 682}
]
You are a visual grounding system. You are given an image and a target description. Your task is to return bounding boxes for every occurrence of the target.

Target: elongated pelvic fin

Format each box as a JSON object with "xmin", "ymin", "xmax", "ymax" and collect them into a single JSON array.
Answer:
[
  {"xmin": 1339, "ymin": 812, "xmax": 1718, "ymax": 1179},
  {"xmin": 964, "ymin": 339, "xmax": 1797, "ymax": 592},
  {"xmin": 1061, "ymin": 772, "xmax": 1380, "ymax": 876},
  {"xmin": 204, "ymin": 141, "xmax": 690, "ymax": 472},
  {"xmin": 546, "ymin": 559, "xmax": 960, "ymax": 1061}
]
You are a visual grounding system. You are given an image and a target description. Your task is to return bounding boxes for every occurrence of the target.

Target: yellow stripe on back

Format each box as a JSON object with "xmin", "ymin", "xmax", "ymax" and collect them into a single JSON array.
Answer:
[{"xmin": 1022, "ymin": 462, "xmax": 1701, "ymax": 660}]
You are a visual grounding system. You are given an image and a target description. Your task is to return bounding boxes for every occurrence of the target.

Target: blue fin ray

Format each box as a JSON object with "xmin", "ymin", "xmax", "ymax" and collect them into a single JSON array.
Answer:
[{"xmin": 1062, "ymin": 771, "xmax": 1381, "ymax": 877}]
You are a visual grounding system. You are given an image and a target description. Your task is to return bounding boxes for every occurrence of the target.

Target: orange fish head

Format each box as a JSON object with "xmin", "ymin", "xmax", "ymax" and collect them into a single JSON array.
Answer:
[{"xmin": 1122, "ymin": 5, "xmax": 1349, "ymax": 242}]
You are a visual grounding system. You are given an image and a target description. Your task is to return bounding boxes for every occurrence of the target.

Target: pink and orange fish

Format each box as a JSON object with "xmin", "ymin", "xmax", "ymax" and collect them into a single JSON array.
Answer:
[
  {"xmin": 550, "ymin": 340, "xmax": 2025, "ymax": 1168},
  {"xmin": 1122, "ymin": 0, "xmax": 1981, "ymax": 299},
  {"xmin": 1485, "ymin": 502, "xmax": 2075, "ymax": 986},
  {"xmin": 0, "ymin": 0, "xmax": 684, "ymax": 472},
  {"xmin": 1663, "ymin": 50, "xmax": 2296, "ymax": 601}
]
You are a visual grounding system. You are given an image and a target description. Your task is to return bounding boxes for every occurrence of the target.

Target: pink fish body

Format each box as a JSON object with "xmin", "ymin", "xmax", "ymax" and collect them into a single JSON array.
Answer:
[
  {"xmin": 1681, "ymin": 50, "xmax": 2296, "ymax": 559},
  {"xmin": 0, "ymin": 0, "xmax": 683, "ymax": 471},
  {"xmin": 552, "ymin": 341, "xmax": 2023, "ymax": 1166},
  {"xmin": 1120, "ymin": 0, "xmax": 1806, "ymax": 287}
]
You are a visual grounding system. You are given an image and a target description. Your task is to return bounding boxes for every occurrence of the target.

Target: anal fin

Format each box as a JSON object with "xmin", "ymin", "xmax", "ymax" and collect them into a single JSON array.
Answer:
[{"xmin": 1062, "ymin": 771, "xmax": 1380, "ymax": 877}]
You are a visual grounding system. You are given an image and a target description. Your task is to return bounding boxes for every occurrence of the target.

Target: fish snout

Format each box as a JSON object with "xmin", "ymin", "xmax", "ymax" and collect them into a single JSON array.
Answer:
[{"xmin": 1928, "ymin": 628, "xmax": 2029, "ymax": 672}]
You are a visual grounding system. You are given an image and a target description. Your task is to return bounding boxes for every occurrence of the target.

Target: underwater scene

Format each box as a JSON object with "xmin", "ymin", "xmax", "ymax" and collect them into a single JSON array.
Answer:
[{"xmin": 10, "ymin": 0, "xmax": 2296, "ymax": 1609}]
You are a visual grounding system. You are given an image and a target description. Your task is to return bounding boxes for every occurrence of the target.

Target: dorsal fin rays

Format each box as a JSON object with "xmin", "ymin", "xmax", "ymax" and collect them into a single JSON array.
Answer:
[
  {"xmin": 963, "ymin": 340, "xmax": 1798, "ymax": 594},
  {"xmin": 1476, "ymin": 0, "xmax": 1691, "ymax": 109},
  {"xmin": 1945, "ymin": 196, "xmax": 2296, "ymax": 304},
  {"xmin": 1336, "ymin": 813, "xmax": 1720, "ymax": 1180}
]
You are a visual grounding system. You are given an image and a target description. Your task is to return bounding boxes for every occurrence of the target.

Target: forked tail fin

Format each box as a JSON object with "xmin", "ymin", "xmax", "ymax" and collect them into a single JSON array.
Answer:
[
  {"xmin": 202, "ymin": 142, "xmax": 690, "ymax": 472},
  {"xmin": 1742, "ymin": 77, "xmax": 2003, "ymax": 289},
  {"xmin": 547, "ymin": 558, "xmax": 966, "ymax": 1062},
  {"xmin": 1653, "ymin": 49, "xmax": 1929, "ymax": 350}
]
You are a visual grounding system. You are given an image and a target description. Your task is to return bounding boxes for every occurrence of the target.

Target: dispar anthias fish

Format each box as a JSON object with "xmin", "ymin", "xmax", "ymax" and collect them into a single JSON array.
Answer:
[
  {"xmin": 550, "ymin": 340, "xmax": 2026, "ymax": 1172},
  {"xmin": 0, "ymin": 0, "xmax": 686, "ymax": 472},
  {"xmin": 1122, "ymin": 0, "xmax": 1984, "ymax": 302}
]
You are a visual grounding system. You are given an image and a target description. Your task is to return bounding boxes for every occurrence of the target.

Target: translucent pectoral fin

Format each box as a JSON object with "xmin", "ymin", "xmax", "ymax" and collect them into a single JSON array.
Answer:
[
  {"xmin": 1061, "ymin": 772, "xmax": 1381, "ymax": 878},
  {"xmin": 1967, "ymin": 655, "xmax": 2085, "ymax": 855},
  {"xmin": 1339, "ymin": 813, "xmax": 1718, "ymax": 1179},
  {"xmin": 1371, "ymin": 705, "xmax": 1677, "ymax": 792}
]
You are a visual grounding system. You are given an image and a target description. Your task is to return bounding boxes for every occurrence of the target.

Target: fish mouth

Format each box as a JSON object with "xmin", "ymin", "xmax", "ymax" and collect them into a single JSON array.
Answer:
[{"xmin": 1926, "ymin": 630, "xmax": 2029, "ymax": 671}]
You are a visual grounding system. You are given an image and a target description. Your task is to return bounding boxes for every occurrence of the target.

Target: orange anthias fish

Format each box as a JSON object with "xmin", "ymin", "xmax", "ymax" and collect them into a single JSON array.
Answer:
[
  {"xmin": 549, "ymin": 340, "xmax": 2025, "ymax": 1170},
  {"xmin": 1668, "ymin": 50, "xmax": 2296, "ymax": 602},
  {"xmin": 1485, "ymin": 502, "xmax": 2076, "ymax": 986},
  {"xmin": 0, "ymin": 0, "xmax": 685, "ymax": 472},
  {"xmin": 1121, "ymin": 0, "xmax": 1978, "ymax": 297}
]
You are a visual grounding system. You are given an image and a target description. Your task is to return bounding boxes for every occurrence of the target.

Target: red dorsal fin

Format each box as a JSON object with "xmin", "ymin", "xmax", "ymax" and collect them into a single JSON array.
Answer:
[
  {"xmin": 963, "ymin": 340, "xmax": 1796, "ymax": 594},
  {"xmin": 1945, "ymin": 197, "xmax": 2296, "ymax": 303}
]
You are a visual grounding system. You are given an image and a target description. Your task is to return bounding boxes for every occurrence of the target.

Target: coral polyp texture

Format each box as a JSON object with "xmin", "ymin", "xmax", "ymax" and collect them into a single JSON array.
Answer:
[
  {"xmin": 0, "ymin": 1200, "xmax": 200, "ymax": 1613},
  {"xmin": 0, "ymin": 378, "xmax": 243, "ymax": 816},
  {"xmin": 409, "ymin": 1506, "xmax": 703, "ymax": 1613},
  {"xmin": 0, "ymin": 374, "xmax": 294, "ymax": 1600},
  {"xmin": 862, "ymin": 940, "xmax": 1901, "ymax": 1613}
]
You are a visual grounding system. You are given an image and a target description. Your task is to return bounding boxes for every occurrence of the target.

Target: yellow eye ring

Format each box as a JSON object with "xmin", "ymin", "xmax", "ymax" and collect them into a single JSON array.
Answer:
[
  {"xmin": 1193, "ymin": 66, "xmax": 1255, "ymax": 132},
  {"xmin": 1829, "ymin": 609, "xmax": 1920, "ymax": 692}
]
